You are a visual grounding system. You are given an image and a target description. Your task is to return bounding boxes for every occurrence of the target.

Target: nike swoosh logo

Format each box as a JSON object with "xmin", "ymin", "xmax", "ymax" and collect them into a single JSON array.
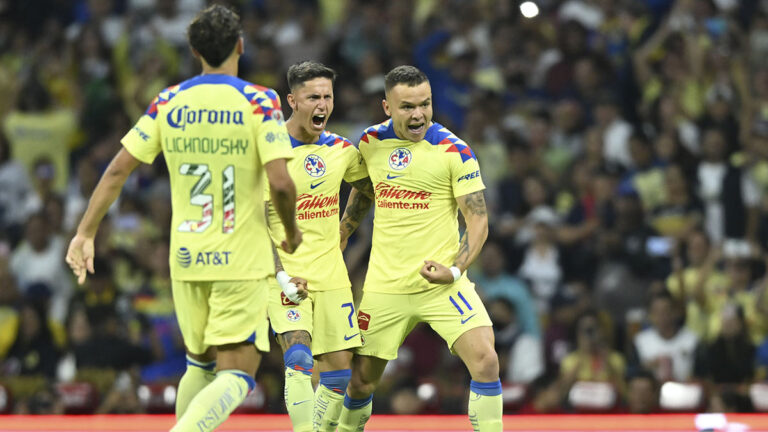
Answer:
[
  {"xmin": 293, "ymin": 400, "xmax": 311, "ymax": 406},
  {"xmin": 310, "ymin": 180, "xmax": 326, "ymax": 189},
  {"xmin": 386, "ymin": 174, "xmax": 403, "ymax": 180},
  {"xmin": 344, "ymin": 333, "xmax": 359, "ymax": 341},
  {"xmin": 460, "ymin": 314, "xmax": 476, "ymax": 324}
]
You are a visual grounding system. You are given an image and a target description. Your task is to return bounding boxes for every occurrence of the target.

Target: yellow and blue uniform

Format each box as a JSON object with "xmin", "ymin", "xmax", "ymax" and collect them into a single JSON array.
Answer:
[
  {"xmin": 355, "ymin": 120, "xmax": 492, "ymax": 360},
  {"xmin": 267, "ymin": 131, "xmax": 366, "ymax": 355},
  {"xmin": 121, "ymin": 74, "xmax": 293, "ymax": 354}
]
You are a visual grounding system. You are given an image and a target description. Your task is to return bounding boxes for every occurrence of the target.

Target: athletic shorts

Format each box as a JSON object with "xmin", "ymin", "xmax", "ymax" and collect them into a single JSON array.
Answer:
[
  {"xmin": 267, "ymin": 279, "xmax": 362, "ymax": 356},
  {"xmin": 172, "ymin": 278, "xmax": 270, "ymax": 355},
  {"xmin": 354, "ymin": 280, "xmax": 492, "ymax": 360}
]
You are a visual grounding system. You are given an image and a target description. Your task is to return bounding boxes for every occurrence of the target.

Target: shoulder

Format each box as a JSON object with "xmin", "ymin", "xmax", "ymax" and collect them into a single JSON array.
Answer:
[
  {"xmin": 423, "ymin": 123, "xmax": 477, "ymax": 163},
  {"xmin": 358, "ymin": 120, "xmax": 395, "ymax": 145},
  {"xmin": 319, "ymin": 131, "xmax": 355, "ymax": 150},
  {"xmin": 144, "ymin": 82, "xmax": 184, "ymax": 119}
]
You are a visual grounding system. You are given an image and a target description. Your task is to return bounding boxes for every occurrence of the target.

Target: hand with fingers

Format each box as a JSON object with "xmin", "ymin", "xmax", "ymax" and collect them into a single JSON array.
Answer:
[
  {"xmin": 277, "ymin": 271, "xmax": 308, "ymax": 303},
  {"xmin": 65, "ymin": 234, "xmax": 95, "ymax": 285},
  {"xmin": 419, "ymin": 260, "xmax": 457, "ymax": 285}
]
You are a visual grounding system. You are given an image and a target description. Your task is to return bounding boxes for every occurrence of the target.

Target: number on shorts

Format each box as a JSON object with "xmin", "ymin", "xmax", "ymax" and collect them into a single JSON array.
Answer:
[
  {"xmin": 449, "ymin": 292, "xmax": 473, "ymax": 315},
  {"xmin": 341, "ymin": 303, "xmax": 355, "ymax": 328},
  {"xmin": 178, "ymin": 163, "xmax": 236, "ymax": 233}
]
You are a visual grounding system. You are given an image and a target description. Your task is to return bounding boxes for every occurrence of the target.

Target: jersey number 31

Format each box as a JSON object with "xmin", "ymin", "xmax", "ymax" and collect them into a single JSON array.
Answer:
[{"xmin": 177, "ymin": 163, "xmax": 235, "ymax": 234}]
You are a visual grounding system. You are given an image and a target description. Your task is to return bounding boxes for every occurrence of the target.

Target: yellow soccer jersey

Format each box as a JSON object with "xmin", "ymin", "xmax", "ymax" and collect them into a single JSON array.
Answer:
[
  {"xmin": 121, "ymin": 74, "xmax": 293, "ymax": 281},
  {"xmin": 358, "ymin": 120, "xmax": 485, "ymax": 294},
  {"xmin": 267, "ymin": 131, "xmax": 367, "ymax": 291}
]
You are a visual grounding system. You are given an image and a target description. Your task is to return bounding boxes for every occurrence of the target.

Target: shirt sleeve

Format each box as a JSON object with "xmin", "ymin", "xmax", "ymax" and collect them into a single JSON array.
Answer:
[
  {"xmin": 343, "ymin": 145, "xmax": 368, "ymax": 184},
  {"xmin": 251, "ymin": 89, "xmax": 293, "ymax": 166},
  {"xmin": 121, "ymin": 101, "xmax": 162, "ymax": 164},
  {"xmin": 449, "ymin": 144, "xmax": 485, "ymax": 198}
]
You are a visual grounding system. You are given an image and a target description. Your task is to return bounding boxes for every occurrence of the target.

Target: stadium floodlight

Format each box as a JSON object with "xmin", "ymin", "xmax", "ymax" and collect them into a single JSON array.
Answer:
[{"xmin": 520, "ymin": 1, "xmax": 539, "ymax": 18}]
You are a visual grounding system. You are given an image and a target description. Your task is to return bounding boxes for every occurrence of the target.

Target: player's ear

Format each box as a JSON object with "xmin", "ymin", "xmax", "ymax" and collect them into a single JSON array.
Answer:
[
  {"xmin": 382, "ymin": 99, "xmax": 391, "ymax": 117},
  {"xmin": 236, "ymin": 37, "xmax": 244, "ymax": 55},
  {"xmin": 287, "ymin": 93, "xmax": 296, "ymax": 111}
]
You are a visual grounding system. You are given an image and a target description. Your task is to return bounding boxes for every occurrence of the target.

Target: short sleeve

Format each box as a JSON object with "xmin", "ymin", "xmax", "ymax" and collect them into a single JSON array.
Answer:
[
  {"xmin": 450, "ymin": 146, "xmax": 485, "ymax": 198},
  {"xmin": 250, "ymin": 88, "xmax": 293, "ymax": 166},
  {"xmin": 121, "ymin": 102, "xmax": 162, "ymax": 164},
  {"xmin": 343, "ymin": 145, "xmax": 368, "ymax": 184}
]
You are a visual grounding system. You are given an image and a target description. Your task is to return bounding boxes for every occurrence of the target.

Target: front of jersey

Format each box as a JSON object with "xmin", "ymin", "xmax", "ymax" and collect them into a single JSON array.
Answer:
[
  {"xmin": 121, "ymin": 74, "xmax": 293, "ymax": 281},
  {"xmin": 358, "ymin": 120, "xmax": 485, "ymax": 294},
  {"xmin": 267, "ymin": 131, "xmax": 367, "ymax": 291}
]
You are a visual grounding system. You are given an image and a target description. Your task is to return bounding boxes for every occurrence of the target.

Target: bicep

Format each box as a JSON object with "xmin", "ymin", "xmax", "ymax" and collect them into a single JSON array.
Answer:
[
  {"xmin": 108, "ymin": 148, "xmax": 142, "ymax": 178},
  {"xmin": 456, "ymin": 190, "xmax": 488, "ymax": 220}
]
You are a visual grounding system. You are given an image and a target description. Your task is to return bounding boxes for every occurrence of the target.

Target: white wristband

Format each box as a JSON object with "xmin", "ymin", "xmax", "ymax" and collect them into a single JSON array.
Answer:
[
  {"xmin": 449, "ymin": 266, "xmax": 462, "ymax": 282},
  {"xmin": 276, "ymin": 271, "xmax": 291, "ymax": 286}
]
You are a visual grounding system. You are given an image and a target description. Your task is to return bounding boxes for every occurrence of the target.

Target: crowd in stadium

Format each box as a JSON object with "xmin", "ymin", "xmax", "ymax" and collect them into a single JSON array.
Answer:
[{"xmin": 2, "ymin": 0, "xmax": 768, "ymax": 416}]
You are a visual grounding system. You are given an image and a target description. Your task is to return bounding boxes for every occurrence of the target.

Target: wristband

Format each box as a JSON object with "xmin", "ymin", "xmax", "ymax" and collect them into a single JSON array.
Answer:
[
  {"xmin": 276, "ymin": 271, "xmax": 291, "ymax": 286},
  {"xmin": 449, "ymin": 266, "xmax": 462, "ymax": 282}
]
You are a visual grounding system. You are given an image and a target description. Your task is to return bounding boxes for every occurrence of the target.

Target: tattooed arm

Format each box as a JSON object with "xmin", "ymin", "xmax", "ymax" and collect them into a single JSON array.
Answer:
[
  {"xmin": 420, "ymin": 190, "xmax": 488, "ymax": 284},
  {"xmin": 339, "ymin": 177, "xmax": 374, "ymax": 250}
]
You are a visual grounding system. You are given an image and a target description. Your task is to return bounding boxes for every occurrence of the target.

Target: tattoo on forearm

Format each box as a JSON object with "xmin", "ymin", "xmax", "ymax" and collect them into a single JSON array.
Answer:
[
  {"xmin": 463, "ymin": 191, "xmax": 487, "ymax": 216},
  {"xmin": 454, "ymin": 231, "xmax": 471, "ymax": 269},
  {"xmin": 280, "ymin": 330, "xmax": 312, "ymax": 351},
  {"xmin": 349, "ymin": 177, "xmax": 374, "ymax": 199},
  {"xmin": 340, "ymin": 178, "xmax": 374, "ymax": 236}
]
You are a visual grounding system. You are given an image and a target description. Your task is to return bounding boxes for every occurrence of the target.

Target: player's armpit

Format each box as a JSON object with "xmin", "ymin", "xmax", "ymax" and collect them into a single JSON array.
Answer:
[{"xmin": 454, "ymin": 191, "xmax": 489, "ymax": 272}]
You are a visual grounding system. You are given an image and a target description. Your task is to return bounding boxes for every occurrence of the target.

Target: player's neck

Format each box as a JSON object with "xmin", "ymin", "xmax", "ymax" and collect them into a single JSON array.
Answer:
[
  {"xmin": 286, "ymin": 118, "xmax": 321, "ymax": 144},
  {"xmin": 200, "ymin": 57, "xmax": 239, "ymax": 77}
]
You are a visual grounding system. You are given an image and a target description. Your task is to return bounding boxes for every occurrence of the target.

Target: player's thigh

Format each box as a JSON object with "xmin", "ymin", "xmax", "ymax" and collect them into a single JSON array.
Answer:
[
  {"xmin": 267, "ymin": 277, "xmax": 314, "ymax": 338},
  {"xmin": 172, "ymin": 279, "xmax": 212, "ymax": 355},
  {"xmin": 311, "ymin": 288, "xmax": 361, "ymax": 356},
  {"xmin": 206, "ymin": 278, "xmax": 270, "ymax": 352},
  {"xmin": 420, "ymin": 282, "xmax": 493, "ymax": 355},
  {"xmin": 355, "ymin": 291, "xmax": 419, "ymax": 361}
]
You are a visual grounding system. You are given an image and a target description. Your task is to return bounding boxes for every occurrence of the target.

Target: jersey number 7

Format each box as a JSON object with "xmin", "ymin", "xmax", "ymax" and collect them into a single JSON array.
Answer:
[{"xmin": 178, "ymin": 163, "xmax": 235, "ymax": 234}]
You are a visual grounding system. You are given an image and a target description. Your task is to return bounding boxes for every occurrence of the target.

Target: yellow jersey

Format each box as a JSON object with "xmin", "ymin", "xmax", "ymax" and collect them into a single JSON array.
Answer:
[
  {"xmin": 358, "ymin": 120, "xmax": 485, "ymax": 294},
  {"xmin": 121, "ymin": 74, "xmax": 293, "ymax": 281},
  {"xmin": 267, "ymin": 131, "xmax": 367, "ymax": 291}
]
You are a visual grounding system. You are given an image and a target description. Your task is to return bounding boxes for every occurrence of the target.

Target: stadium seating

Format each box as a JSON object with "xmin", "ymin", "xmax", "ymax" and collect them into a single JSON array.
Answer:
[
  {"xmin": 659, "ymin": 382, "xmax": 705, "ymax": 412},
  {"xmin": 567, "ymin": 382, "xmax": 617, "ymax": 412}
]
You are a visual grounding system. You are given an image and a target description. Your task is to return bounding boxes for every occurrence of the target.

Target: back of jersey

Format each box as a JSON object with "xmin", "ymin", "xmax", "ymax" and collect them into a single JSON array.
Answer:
[{"xmin": 121, "ymin": 74, "xmax": 293, "ymax": 282}]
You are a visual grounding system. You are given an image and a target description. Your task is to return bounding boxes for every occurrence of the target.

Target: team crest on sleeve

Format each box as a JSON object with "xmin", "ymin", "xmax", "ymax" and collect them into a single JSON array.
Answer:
[
  {"xmin": 388, "ymin": 148, "xmax": 412, "ymax": 170},
  {"xmin": 304, "ymin": 154, "xmax": 326, "ymax": 177},
  {"xmin": 271, "ymin": 110, "xmax": 285, "ymax": 125},
  {"xmin": 286, "ymin": 309, "xmax": 301, "ymax": 322}
]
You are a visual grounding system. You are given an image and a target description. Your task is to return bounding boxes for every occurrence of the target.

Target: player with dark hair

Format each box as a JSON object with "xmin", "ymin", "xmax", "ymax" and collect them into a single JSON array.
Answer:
[
  {"xmin": 337, "ymin": 65, "xmax": 502, "ymax": 431},
  {"xmin": 65, "ymin": 5, "xmax": 300, "ymax": 431},
  {"xmin": 267, "ymin": 60, "xmax": 374, "ymax": 432}
]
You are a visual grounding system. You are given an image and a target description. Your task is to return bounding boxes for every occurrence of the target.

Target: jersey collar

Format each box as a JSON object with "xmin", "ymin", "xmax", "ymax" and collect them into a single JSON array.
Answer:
[{"xmin": 289, "ymin": 131, "xmax": 332, "ymax": 148}]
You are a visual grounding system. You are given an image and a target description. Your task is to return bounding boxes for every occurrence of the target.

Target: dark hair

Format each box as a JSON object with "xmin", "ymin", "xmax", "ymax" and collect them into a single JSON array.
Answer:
[
  {"xmin": 286, "ymin": 61, "xmax": 336, "ymax": 90},
  {"xmin": 384, "ymin": 65, "xmax": 428, "ymax": 95},
  {"xmin": 187, "ymin": 5, "xmax": 242, "ymax": 68}
]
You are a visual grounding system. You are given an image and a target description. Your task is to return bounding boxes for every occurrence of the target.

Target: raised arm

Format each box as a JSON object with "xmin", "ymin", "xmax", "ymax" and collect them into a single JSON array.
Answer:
[
  {"xmin": 66, "ymin": 148, "xmax": 141, "ymax": 284},
  {"xmin": 265, "ymin": 158, "xmax": 302, "ymax": 253},
  {"xmin": 339, "ymin": 176, "xmax": 374, "ymax": 250},
  {"xmin": 420, "ymin": 190, "xmax": 489, "ymax": 284}
]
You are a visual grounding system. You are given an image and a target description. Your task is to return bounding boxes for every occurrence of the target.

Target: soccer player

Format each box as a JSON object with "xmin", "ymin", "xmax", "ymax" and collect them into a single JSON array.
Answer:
[
  {"xmin": 266, "ymin": 61, "xmax": 374, "ymax": 432},
  {"xmin": 65, "ymin": 6, "xmax": 301, "ymax": 431},
  {"xmin": 337, "ymin": 66, "xmax": 502, "ymax": 431}
]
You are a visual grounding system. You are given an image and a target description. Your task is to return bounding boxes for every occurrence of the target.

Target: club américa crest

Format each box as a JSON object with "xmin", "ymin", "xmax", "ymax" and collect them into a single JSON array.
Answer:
[
  {"xmin": 286, "ymin": 309, "xmax": 301, "ymax": 322},
  {"xmin": 304, "ymin": 154, "xmax": 326, "ymax": 177},
  {"xmin": 389, "ymin": 148, "xmax": 412, "ymax": 170}
]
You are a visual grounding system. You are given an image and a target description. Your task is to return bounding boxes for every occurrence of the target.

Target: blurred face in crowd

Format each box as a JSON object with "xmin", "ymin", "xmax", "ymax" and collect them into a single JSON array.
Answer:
[
  {"xmin": 383, "ymin": 82, "xmax": 433, "ymax": 143},
  {"xmin": 664, "ymin": 165, "xmax": 687, "ymax": 198},
  {"xmin": 686, "ymin": 230, "xmax": 710, "ymax": 266},
  {"xmin": 649, "ymin": 296, "xmax": 677, "ymax": 335},
  {"xmin": 629, "ymin": 137, "xmax": 652, "ymax": 168},
  {"xmin": 576, "ymin": 313, "xmax": 603, "ymax": 352},
  {"xmin": 25, "ymin": 215, "xmax": 49, "ymax": 252},
  {"xmin": 627, "ymin": 376, "xmax": 657, "ymax": 414},
  {"xmin": 287, "ymin": 77, "xmax": 334, "ymax": 141},
  {"xmin": 68, "ymin": 307, "xmax": 92, "ymax": 345},
  {"xmin": 654, "ymin": 133, "xmax": 677, "ymax": 161},
  {"xmin": 523, "ymin": 176, "xmax": 547, "ymax": 207},
  {"xmin": 488, "ymin": 299, "xmax": 515, "ymax": 331},
  {"xmin": 725, "ymin": 259, "xmax": 752, "ymax": 290},
  {"xmin": 480, "ymin": 242, "xmax": 506, "ymax": 278},
  {"xmin": 702, "ymin": 129, "xmax": 727, "ymax": 162},
  {"xmin": 720, "ymin": 305, "xmax": 745, "ymax": 339}
]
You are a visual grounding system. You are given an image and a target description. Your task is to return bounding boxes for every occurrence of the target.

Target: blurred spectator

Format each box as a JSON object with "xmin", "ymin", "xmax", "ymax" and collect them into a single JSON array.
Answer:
[
  {"xmin": 2, "ymin": 73, "xmax": 76, "ymax": 193},
  {"xmin": 2, "ymin": 301, "xmax": 60, "ymax": 379},
  {"xmin": 694, "ymin": 303, "xmax": 755, "ymax": 385},
  {"xmin": 626, "ymin": 370, "xmax": 659, "ymax": 414},
  {"xmin": 649, "ymin": 164, "xmax": 703, "ymax": 239},
  {"xmin": 9, "ymin": 213, "xmax": 72, "ymax": 323},
  {"xmin": 0, "ymin": 130, "xmax": 35, "ymax": 244},
  {"xmin": 633, "ymin": 290, "xmax": 698, "ymax": 382},
  {"xmin": 473, "ymin": 239, "xmax": 539, "ymax": 337},
  {"xmin": 517, "ymin": 207, "xmax": 564, "ymax": 312},
  {"xmin": 487, "ymin": 298, "xmax": 543, "ymax": 385},
  {"xmin": 559, "ymin": 309, "xmax": 626, "ymax": 394}
]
